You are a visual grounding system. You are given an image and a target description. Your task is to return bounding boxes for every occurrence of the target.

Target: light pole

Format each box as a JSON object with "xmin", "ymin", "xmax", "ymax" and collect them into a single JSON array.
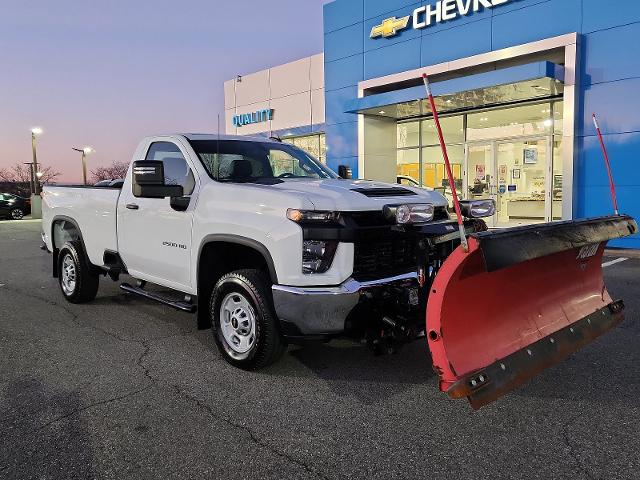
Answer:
[
  {"xmin": 31, "ymin": 127, "xmax": 43, "ymax": 194},
  {"xmin": 72, "ymin": 146, "xmax": 94, "ymax": 185},
  {"xmin": 23, "ymin": 162, "xmax": 35, "ymax": 196}
]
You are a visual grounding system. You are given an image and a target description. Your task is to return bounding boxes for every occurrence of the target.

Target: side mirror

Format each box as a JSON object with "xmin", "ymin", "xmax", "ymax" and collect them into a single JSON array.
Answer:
[
  {"xmin": 338, "ymin": 165, "xmax": 352, "ymax": 179},
  {"xmin": 132, "ymin": 160, "xmax": 183, "ymax": 198}
]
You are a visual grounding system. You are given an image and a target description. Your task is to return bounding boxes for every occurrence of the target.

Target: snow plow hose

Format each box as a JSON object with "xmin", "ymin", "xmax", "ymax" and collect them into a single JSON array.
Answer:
[{"xmin": 426, "ymin": 214, "xmax": 637, "ymax": 409}]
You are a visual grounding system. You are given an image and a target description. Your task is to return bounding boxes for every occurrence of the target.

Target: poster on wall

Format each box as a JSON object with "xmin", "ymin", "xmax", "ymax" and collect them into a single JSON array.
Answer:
[
  {"xmin": 512, "ymin": 168, "xmax": 521, "ymax": 179},
  {"xmin": 524, "ymin": 148, "xmax": 538, "ymax": 164},
  {"xmin": 499, "ymin": 164, "xmax": 508, "ymax": 182},
  {"xmin": 554, "ymin": 175, "xmax": 563, "ymax": 189},
  {"xmin": 475, "ymin": 164, "xmax": 485, "ymax": 180}
]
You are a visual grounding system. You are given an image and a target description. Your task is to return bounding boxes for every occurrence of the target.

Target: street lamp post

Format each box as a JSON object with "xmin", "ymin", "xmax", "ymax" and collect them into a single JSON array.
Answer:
[
  {"xmin": 30, "ymin": 127, "xmax": 43, "ymax": 194},
  {"xmin": 72, "ymin": 146, "xmax": 94, "ymax": 185},
  {"xmin": 23, "ymin": 162, "xmax": 35, "ymax": 196}
]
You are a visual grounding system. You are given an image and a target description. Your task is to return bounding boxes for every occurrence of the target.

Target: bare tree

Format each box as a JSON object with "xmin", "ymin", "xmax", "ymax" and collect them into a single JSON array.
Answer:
[
  {"xmin": 0, "ymin": 163, "xmax": 61, "ymax": 184},
  {"xmin": 90, "ymin": 161, "xmax": 129, "ymax": 183}
]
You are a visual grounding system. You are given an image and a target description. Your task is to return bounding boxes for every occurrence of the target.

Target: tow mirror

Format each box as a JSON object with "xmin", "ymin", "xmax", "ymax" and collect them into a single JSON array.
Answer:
[
  {"xmin": 338, "ymin": 165, "xmax": 352, "ymax": 179},
  {"xmin": 132, "ymin": 160, "xmax": 183, "ymax": 198}
]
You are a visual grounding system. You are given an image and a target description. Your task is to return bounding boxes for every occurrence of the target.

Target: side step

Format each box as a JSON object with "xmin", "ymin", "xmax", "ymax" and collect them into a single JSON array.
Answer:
[{"xmin": 120, "ymin": 282, "xmax": 197, "ymax": 313}]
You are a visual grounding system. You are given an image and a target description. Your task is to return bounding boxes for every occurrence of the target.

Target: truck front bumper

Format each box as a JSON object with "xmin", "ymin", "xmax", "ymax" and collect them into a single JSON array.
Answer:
[{"xmin": 272, "ymin": 272, "xmax": 419, "ymax": 336}]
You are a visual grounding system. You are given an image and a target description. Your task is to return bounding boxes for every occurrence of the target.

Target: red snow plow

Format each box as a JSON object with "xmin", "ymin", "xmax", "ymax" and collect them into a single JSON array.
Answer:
[
  {"xmin": 426, "ymin": 214, "xmax": 637, "ymax": 409},
  {"xmin": 419, "ymin": 74, "xmax": 637, "ymax": 408}
]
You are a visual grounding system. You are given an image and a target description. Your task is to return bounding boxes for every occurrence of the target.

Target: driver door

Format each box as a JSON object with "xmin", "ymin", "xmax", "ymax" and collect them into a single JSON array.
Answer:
[{"xmin": 117, "ymin": 140, "xmax": 197, "ymax": 292}]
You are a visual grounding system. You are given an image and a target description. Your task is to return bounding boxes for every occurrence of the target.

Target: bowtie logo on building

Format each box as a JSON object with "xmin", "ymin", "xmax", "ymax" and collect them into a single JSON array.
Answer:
[
  {"xmin": 370, "ymin": 16, "xmax": 411, "ymax": 38},
  {"xmin": 370, "ymin": 1, "xmax": 513, "ymax": 39}
]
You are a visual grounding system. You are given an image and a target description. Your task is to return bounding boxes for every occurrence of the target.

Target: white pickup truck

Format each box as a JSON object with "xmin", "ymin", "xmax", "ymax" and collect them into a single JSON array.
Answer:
[{"xmin": 43, "ymin": 133, "xmax": 491, "ymax": 369}]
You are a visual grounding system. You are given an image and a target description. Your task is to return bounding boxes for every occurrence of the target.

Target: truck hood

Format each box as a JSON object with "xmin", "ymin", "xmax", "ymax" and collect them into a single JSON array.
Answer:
[{"xmin": 266, "ymin": 178, "xmax": 448, "ymax": 211}]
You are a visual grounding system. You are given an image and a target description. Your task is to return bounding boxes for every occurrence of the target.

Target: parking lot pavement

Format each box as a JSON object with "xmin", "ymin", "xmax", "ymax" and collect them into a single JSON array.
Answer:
[{"xmin": 1, "ymin": 220, "xmax": 639, "ymax": 480}]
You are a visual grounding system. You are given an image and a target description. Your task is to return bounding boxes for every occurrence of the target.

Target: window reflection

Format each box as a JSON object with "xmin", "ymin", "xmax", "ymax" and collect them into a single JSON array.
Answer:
[{"xmin": 283, "ymin": 133, "xmax": 327, "ymax": 164}]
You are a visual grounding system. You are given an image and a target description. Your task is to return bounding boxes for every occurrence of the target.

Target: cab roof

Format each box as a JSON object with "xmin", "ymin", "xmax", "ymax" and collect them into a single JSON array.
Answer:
[{"xmin": 181, "ymin": 133, "xmax": 280, "ymax": 143}]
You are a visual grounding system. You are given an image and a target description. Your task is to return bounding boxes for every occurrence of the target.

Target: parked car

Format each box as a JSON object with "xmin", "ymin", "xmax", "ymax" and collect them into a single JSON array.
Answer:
[
  {"xmin": 40, "ymin": 134, "xmax": 636, "ymax": 409},
  {"xmin": 0, "ymin": 193, "xmax": 31, "ymax": 220}
]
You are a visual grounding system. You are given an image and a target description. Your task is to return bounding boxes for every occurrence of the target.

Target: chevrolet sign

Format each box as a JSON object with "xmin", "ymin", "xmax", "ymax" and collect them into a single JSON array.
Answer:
[
  {"xmin": 370, "ymin": 0, "xmax": 512, "ymax": 38},
  {"xmin": 370, "ymin": 16, "xmax": 411, "ymax": 38}
]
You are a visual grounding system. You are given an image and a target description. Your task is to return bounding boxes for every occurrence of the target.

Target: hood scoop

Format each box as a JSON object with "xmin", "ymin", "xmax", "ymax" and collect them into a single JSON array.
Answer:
[{"xmin": 351, "ymin": 187, "xmax": 417, "ymax": 198}]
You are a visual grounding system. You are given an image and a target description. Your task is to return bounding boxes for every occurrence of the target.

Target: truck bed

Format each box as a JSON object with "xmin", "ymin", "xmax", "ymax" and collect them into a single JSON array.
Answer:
[{"xmin": 42, "ymin": 185, "xmax": 121, "ymax": 266}]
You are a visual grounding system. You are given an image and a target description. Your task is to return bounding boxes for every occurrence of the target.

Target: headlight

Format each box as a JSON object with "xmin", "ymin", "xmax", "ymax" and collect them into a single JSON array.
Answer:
[
  {"xmin": 459, "ymin": 199, "xmax": 496, "ymax": 218},
  {"xmin": 383, "ymin": 204, "xmax": 435, "ymax": 225},
  {"xmin": 287, "ymin": 209, "xmax": 340, "ymax": 224},
  {"xmin": 302, "ymin": 240, "xmax": 338, "ymax": 274}
]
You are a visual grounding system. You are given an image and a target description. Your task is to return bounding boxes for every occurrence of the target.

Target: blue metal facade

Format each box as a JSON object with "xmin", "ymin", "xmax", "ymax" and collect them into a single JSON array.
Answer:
[{"xmin": 323, "ymin": 0, "xmax": 640, "ymax": 248}]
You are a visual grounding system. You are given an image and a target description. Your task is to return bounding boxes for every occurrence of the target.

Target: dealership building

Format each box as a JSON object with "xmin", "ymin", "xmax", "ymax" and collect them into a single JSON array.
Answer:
[{"xmin": 225, "ymin": 0, "xmax": 640, "ymax": 248}]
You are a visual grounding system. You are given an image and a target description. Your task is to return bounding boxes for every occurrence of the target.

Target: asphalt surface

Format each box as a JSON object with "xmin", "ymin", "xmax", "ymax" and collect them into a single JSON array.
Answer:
[{"xmin": 1, "ymin": 219, "xmax": 639, "ymax": 480}]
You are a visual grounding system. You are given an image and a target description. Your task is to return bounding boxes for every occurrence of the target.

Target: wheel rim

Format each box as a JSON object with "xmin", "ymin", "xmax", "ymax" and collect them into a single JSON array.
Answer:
[
  {"xmin": 61, "ymin": 254, "xmax": 77, "ymax": 295},
  {"xmin": 11, "ymin": 209, "xmax": 23, "ymax": 220},
  {"xmin": 219, "ymin": 292, "xmax": 257, "ymax": 354}
]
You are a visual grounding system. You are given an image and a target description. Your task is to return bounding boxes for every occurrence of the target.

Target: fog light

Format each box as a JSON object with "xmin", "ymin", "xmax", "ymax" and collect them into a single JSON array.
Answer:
[
  {"xmin": 383, "ymin": 204, "xmax": 435, "ymax": 225},
  {"xmin": 460, "ymin": 199, "xmax": 496, "ymax": 218}
]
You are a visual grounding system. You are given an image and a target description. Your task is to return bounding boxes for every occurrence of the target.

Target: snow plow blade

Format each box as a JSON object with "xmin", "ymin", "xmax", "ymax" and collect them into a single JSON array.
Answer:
[{"xmin": 426, "ymin": 215, "xmax": 637, "ymax": 409}]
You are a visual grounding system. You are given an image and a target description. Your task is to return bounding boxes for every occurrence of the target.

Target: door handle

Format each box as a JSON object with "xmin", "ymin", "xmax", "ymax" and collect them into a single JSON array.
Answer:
[{"xmin": 125, "ymin": 203, "xmax": 139, "ymax": 210}]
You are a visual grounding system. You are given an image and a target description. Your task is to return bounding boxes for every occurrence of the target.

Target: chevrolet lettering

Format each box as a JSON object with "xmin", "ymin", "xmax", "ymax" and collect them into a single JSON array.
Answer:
[{"xmin": 370, "ymin": 0, "xmax": 512, "ymax": 38}]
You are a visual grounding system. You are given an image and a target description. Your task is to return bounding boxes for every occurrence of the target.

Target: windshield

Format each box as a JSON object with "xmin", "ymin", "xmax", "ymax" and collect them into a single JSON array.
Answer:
[{"xmin": 188, "ymin": 139, "xmax": 338, "ymax": 183}]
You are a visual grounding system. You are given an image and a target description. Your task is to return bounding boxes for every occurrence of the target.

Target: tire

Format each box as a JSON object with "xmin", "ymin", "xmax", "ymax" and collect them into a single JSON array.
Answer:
[
  {"xmin": 10, "ymin": 208, "xmax": 24, "ymax": 220},
  {"xmin": 57, "ymin": 241, "xmax": 100, "ymax": 303},
  {"xmin": 211, "ymin": 269, "xmax": 285, "ymax": 370}
]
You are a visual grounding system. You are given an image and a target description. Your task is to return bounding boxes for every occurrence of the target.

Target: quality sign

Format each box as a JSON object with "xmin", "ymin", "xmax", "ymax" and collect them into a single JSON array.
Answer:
[
  {"xmin": 233, "ymin": 109, "xmax": 274, "ymax": 128},
  {"xmin": 370, "ymin": 0, "xmax": 512, "ymax": 38}
]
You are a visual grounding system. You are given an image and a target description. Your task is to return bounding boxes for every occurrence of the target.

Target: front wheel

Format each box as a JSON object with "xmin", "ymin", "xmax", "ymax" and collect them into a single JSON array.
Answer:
[
  {"xmin": 211, "ymin": 269, "xmax": 285, "ymax": 370},
  {"xmin": 58, "ymin": 241, "xmax": 100, "ymax": 303},
  {"xmin": 10, "ymin": 208, "xmax": 24, "ymax": 220}
]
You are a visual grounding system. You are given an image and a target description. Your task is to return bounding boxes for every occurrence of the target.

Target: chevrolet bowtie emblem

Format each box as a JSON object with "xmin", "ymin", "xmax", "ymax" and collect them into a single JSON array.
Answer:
[{"xmin": 370, "ymin": 16, "xmax": 411, "ymax": 38}]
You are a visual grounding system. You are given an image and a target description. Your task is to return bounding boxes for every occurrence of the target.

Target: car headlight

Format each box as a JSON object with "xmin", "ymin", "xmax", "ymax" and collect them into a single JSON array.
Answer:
[
  {"xmin": 302, "ymin": 240, "xmax": 338, "ymax": 274},
  {"xmin": 287, "ymin": 209, "xmax": 340, "ymax": 224},
  {"xmin": 459, "ymin": 199, "xmax": 496, "ymax": 218},
  {"xmin": 383, "ymin": 204, "xmax": 435, "ymax": 225}
]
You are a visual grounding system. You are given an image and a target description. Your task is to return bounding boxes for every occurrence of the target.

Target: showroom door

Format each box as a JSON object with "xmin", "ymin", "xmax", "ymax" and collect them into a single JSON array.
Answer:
[
  {"xmin": 494, "ymin": 137, "xmax": 550, "ymax": 227},
  {"xmin": 466, "ymin": 143, "xmax": 496, "ymax": 227},
  {"xmin": 466, "ymin": 137, "xmax": 552, "ymax": 227}
]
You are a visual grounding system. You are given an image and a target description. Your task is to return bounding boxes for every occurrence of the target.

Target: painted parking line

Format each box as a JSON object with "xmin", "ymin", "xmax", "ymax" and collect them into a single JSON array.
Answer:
[{"xmin": 602, "ymin": 257, "xmax": 628, "ymax": 268}]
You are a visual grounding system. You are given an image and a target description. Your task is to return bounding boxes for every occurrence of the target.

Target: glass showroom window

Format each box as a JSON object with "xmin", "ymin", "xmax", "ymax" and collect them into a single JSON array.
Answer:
[
  {"xmin": 397, "ymin": 116, "xmax": 463, "ymax": 189},
  {"xmin": 283, "ymin": 134, "xmax": 326, "ymax": 164},
  {"xmin": 552, "ymin": 101, "xmax": 564, "ymax": 220},
  {"xmin": 466, "ymin": 103, "xmax": 554, "ymax": 142},
  {"xmin": 396, "ymin": 121, "xmax": 421, "ymax": 186}
]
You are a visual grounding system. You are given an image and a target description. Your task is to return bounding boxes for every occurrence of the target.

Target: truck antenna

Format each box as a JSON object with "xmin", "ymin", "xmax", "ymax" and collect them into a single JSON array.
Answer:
[{"xmin": 422, "ymin": 73, "xmax": 469, "ymax": 252}]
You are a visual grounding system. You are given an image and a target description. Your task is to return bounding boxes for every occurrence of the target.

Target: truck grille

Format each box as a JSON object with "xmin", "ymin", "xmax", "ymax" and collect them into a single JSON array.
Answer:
[{"xmin": 353, "ymin": 236, "xmax": 418, "ymax": 281}]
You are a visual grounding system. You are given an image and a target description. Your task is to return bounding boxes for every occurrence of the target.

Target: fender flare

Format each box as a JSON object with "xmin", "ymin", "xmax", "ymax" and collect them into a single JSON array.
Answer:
[
  {"xmin": 196, "ymin": 234, "xmax": 278, "ymax": 285},
  {"xmin": 50, "ymin": 215, "xmax": 91, "ymax": 277},
  {"xmin": 195, "ymin": 234, "xmax": 278, "ymax": 330}
]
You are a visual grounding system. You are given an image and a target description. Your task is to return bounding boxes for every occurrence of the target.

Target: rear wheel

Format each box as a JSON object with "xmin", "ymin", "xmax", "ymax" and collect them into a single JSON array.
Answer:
[
  {"xmin": 58, "ymin": 241, "xmax": 100, "ymax": 303},
  {"xmin": 10, "ymin": 208, "xmax": 24, "ymax": 220},
  {"xmin": 211, "ymin": 269, "xmax": 285, "ymax": 370}
]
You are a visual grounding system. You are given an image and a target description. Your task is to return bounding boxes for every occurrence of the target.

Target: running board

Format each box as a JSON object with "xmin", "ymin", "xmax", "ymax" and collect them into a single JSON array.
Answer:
[{"xmin": 120, "ymin": 283, "xmax": 197, "ymax": 313}]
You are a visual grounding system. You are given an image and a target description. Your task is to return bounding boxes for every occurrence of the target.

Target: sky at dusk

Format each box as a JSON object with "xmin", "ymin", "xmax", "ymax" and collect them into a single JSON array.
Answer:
[{"xmin": 0, "ymin": 0, "xmax": 331, "ymax": 182}]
